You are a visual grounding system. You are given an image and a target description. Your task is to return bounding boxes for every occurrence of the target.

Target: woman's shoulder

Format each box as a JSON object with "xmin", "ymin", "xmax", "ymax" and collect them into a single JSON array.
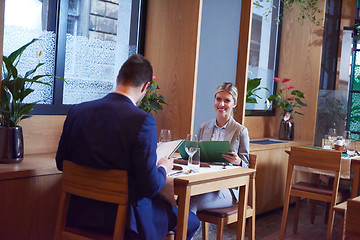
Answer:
[
  {"xmin": 200, "ymin": 119, "xmax": 215, "ymax": 129},
  {"xmin": 229, "ymin": 117, "xmax": 248, "ymax": 131}
]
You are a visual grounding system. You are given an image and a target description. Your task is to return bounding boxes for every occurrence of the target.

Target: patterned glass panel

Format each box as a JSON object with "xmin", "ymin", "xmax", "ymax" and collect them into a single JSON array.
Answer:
[
  {"xmin": 3, "ymin": 0, "xmax": 55, "ymax": 104},
  {"xmin": 352, "ymin": 51, "xmax": 360, "ymax": 90},
  {"xmin": 349, "ymin": 92, "xmax": 360, "ymax": 132},
  {"xmin": 62, "ymin": 0, "xmax": 133, "ymax": 104}
]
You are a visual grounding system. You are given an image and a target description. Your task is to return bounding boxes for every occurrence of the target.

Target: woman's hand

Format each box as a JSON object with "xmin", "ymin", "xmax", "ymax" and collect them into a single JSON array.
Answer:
[{"xmin": 222, "ymin": 151, "xmax": 241, "ymax": 166}]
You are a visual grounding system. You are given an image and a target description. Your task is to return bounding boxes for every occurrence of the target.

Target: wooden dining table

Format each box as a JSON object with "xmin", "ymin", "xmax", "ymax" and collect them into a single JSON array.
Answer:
[{"xmin": 172, "ymin": 166, "xmax": 256, "ymax": 240}]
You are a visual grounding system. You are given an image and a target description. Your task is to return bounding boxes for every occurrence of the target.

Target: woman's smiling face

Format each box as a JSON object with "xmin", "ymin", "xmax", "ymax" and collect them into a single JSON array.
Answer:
[{"xmin": 214, "ymin": 91, "xmax": 236, "ymax": 119}]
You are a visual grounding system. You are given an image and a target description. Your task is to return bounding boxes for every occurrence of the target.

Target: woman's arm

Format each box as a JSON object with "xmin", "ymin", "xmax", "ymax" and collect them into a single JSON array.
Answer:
[
  {"xmin": 238, "ymin": 127, "xmax": 250, "ymax": 167},
  {"xmin": 222, "ymin": 126, "xmax": 250, "ymax": 167}
]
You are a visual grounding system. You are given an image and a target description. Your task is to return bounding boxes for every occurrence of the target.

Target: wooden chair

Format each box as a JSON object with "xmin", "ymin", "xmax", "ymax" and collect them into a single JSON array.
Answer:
[
  {"xmin": 344, "ymin": 198, "xmax": 360, "ymax": 239},
  {"xmin": 196, "ymin": 153, "xmax": 257, "ymax": 240},
  {"xmin": 54, "ymin": 161, "xmax": 129, "ymax": 240},
  {"xmin": 333, "ymin": 201, "xmax": 347, "ymax": 240},
  {"xmin": 280, "ymin": 146, "xmax": 347, "ymax": 240}
]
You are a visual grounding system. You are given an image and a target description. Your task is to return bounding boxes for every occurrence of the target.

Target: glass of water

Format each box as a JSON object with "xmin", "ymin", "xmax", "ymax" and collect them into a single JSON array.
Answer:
[
  {"xmin": 323, "ymin": 135, "xmax": 332, "ymax": 150},
  {"xmin": 159, "ymin": 129, "xmax": 171, "ymax": 143},
  {"xmin": 185, "ymin": 134, "xmax": 199, "ymax": 172},
  {"xmin": 347, "ymin": 141, "xmax": 357, "ymax": 156}
]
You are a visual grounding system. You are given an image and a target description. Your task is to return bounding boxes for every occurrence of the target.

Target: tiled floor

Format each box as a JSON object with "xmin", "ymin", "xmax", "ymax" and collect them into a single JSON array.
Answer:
[{"xmin": 193, "ymin": 200, "xmax": 342, "ymax": 240}]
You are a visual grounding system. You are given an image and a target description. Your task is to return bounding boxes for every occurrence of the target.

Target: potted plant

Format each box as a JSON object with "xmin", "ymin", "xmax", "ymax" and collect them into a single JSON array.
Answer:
[
  {"xmin": 0, "ymin": 39, "xmax": 57, "ymax": 163},
  {"xmin": 245, "ymin": 77, "xmax": 269, "ymax": 115},
  {"xmin": 267, "ymin": 77, "xmax": 307, "ymax": 140},
  {"xmin": 138, "ymin": 76, "xmax": 167, "ymax": 114}
]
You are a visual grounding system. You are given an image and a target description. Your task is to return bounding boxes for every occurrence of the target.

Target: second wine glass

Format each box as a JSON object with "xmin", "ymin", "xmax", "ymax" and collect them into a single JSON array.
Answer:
[
  {"xmin": 159, "ymin": 129, "xmax": 171, "ymax": 143},
  {"xmin": 185, "ymin": 134, "xmax": 199, "ymax": 172}
]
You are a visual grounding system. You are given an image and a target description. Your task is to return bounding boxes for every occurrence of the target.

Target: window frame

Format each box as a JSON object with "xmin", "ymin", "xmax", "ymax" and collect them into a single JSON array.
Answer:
[{"xmin": 30, "ymin": 0, "xmax": 147, "ymax": 115}]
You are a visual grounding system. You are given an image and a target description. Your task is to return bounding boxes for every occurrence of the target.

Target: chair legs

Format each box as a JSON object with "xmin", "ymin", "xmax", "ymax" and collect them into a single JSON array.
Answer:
[
  {"xmin": 324, "ymin": 203, "xmax": 330, "ymax": 225},
  {"xmin": 311, "ymin": 200, "xmax": 317, "ymax": 224},
  {"xmin": 280, "ymin": 192, "xmax": 291, "ymax": 239},
  {"xmin": 326, "ymin": 206, "xmax": 336, "ymax": 240},
  {"xmin": 216, "ymin": 219, "xmax": 225, "ymax": 240},
  {"xmin": 293, "ymin": 197, "xmax": 300, "ymax": 233},
  {"xmin": 248, "ymin": 215, "xmax": 255, "ymax": 240},
  {"xmin": 202, "ymin": 221, "xmax": 209, "ymax": 240}
]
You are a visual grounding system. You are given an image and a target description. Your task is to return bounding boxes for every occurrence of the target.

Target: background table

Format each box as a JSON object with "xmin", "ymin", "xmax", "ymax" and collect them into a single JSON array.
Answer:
[{"xmin": 173, "ymin": 166, "xmax": 255, "ymax": 240}]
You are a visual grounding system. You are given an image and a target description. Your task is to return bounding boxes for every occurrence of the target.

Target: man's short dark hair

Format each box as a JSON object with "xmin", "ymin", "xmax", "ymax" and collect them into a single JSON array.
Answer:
[{"xmin": 116, "ymin": 54, "xmax": 153, "ymax": 87}]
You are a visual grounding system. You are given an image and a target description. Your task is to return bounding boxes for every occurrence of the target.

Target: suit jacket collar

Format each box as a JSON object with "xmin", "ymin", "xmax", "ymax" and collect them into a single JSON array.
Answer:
[
  {"xmin": 202, "ymin": 117, "xmax": 237, "ymax": 142},
  {"xmin": 106, "ymin": 92, "xmax": 134, "ymax": 105}
]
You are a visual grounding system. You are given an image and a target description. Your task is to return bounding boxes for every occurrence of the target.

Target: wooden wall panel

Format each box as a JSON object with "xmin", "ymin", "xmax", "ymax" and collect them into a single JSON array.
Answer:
[
  {"xmin": 144, "ymin": 0, "xmax": 202, "ymax": 139},
  {"xmin": 275, "ymin": 0, "xmax": 327, "ymax": 141},
  {"xmin": 0, "ymin": 174, "xmax": 62, "ymax": 240},
  {"xmin": 19, "ymin": 115, "xmax": 66, "ymax": 155},
  {"xmin": 244, "ymin": 116, "xmax": 276, "ymax": 139},
  {"xmin": 0, "ymin": 0, "xmax": 3, "ymax": 88}
]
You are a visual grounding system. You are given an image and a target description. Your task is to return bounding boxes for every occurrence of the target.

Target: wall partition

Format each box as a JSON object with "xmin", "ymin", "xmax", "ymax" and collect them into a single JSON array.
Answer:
[{"xmin": 193, "ymin": 0, "xmax": 242, "ymax": 133}]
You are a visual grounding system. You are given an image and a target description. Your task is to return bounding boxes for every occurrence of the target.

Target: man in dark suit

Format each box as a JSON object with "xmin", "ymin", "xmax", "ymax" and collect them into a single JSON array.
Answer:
[{"xmin": 56, "ymin": 54, "xmax": 199, "ymax": 240}]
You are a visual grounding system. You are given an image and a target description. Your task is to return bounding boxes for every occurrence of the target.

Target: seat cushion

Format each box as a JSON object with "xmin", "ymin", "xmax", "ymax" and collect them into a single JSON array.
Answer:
[
  {"xmin": 292, "ymin": 182, "xmax": 350, "ymax": 198},
  {"xmin": 197, "ymin": 204, "xmax": 251, "ymax": 218}
]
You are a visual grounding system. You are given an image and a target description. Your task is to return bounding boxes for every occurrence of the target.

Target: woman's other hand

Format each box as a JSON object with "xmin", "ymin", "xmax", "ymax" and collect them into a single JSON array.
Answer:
[{"xmin": 222, "ymin": 151, "xmax": 241, "ymax": 166}]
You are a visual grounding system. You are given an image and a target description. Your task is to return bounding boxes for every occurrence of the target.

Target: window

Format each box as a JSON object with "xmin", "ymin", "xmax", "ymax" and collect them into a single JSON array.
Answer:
[
  {"xmin": 3, "ymin": 0, "xmax": 146, "ymax": 114},
  {"xmin": 245, "ymin": 0, "xmax": 281, "ymax": 115}
]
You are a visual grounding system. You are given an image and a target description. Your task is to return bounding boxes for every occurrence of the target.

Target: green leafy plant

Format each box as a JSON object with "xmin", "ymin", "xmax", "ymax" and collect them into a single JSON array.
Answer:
[
  {"xmin": 138, "ymin": 77, "xmax": 167, "ymax": 114},
  {"xmin": 245, "ymin": 77, "xmax": 269, "ymax": 115},
  {"xmin": 1, "ymin": 39, "xmax": 60, "ymax": 127},
  {"xmin": 254, "ymin": 0, "xmax": 323, "ymax": 26},
  {"xmin": 267, "ymin": 77, "xmax": 307, "ymax": 120}
]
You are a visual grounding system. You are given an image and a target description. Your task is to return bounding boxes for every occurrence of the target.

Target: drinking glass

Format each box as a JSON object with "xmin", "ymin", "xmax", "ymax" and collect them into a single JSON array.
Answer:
[
  {"xmin": 343, "ymin": 130, "xmax": 351, "ymax": 149},
  {"xmin": 347, "ymin": 141, "xmax": 357, "ymax": 156},
  {"xmin": 322, "ymin": 135, "xmax": 332, "ymax": 150},
  {"xmin": 159, "ymin": 129, "xmax": 171, "ymax": 143},
  {"xmin": 328, "ymin": 128, "xmax": 337, "ymax": 148},
  {"xmin": 185, "ymin": 134, "xmax": 198, "ymax": 171},
  {"xmin": 188, "ymin": 148, "xmax": 200, "ymax": 173}
]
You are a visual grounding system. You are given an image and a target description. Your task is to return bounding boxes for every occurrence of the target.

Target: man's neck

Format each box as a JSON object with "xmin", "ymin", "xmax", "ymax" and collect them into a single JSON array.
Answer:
[{"xmin": 113, "ymin": 85, "xmax": 139, "ymax": 106}]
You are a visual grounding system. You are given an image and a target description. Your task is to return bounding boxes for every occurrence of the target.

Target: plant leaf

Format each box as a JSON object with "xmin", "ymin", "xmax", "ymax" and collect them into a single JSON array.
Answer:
[{"xmin": 7, "ymin": 38, "xmax": 38, "ymax": 64}]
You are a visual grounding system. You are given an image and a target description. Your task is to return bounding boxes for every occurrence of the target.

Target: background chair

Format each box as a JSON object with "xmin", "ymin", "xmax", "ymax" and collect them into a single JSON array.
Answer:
[
  {"xmin": 196, "ymin": 153, "xmax": 257, "ymax": 240},
  {"xmin": 344, "ymin": 198, "xmax": 360, "ymax": 239},
  {"xmin": 280, "ymin": 146, "xmax": 345, "ymax": 240},
  {"xmin": 54, "ymin": 160, "xmax": 129, "ymax": 240}
]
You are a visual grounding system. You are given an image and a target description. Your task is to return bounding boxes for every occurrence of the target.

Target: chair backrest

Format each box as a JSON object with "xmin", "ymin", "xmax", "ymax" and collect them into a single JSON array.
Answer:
[
  {"xmin": 62, "ymin": 161, "xmax": 128, "ymax": 204},
  {"xmin": 289, "ymin": 146, "xmax": 342, "ymax": 172},
  {"xmin": 249, "ymin": 153, "xmax": 257, "ymax": 171},
  {"xmin": 345, "ymin": 198, "xmax": 360, "ymax": 239},
  {"xmin": 54, "ymin": 161, "xmax": 128, "ymax": 240}
]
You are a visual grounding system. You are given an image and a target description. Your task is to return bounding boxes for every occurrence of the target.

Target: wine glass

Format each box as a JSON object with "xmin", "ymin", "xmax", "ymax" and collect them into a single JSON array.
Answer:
[
  {"xmin": 343, "ymin": 130, "xmax": 351, "ymax": 150},
  {"xmin": 185, "ymin": 134, "xmax": 199, "ymax": 171},
  {"xmin": 323, "ymin": 135, "xmax": 331, "ymax": 150},
  {"xmin": 159, "ymin": 129, "xmax": 171, "ymax": 143},
  {"xmin": 328, "ymin": 128, "xmax": 337, "ymax": 148}
]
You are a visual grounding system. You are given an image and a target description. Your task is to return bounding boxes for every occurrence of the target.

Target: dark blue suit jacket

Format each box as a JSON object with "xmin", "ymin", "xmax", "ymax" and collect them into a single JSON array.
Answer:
[{"xmin": 56, "ymin": 93, "xmax": 176, "ymax": 239}]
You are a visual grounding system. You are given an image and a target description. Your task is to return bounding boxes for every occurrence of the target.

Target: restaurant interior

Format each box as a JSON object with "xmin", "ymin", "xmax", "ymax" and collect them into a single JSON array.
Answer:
[{"xmin": 0, "ymin": 0, "xmax": 360, "ymax": 239}]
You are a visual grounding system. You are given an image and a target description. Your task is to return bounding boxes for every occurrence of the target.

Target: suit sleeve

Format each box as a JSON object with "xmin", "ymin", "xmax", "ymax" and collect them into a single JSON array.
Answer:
[
  {"xmin": 131, "ymin": 114, "xmax": 166, "ymax": 198},
  {"xmin": 238, "ymin": 127, "xmax": 250, "ymax": 168},
  {"xmin": 55, "ymin": 107, "xmax": 74, "ymax": 171}
]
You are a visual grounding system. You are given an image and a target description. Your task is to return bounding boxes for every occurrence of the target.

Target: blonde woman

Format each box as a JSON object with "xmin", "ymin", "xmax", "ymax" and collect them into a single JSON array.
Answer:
[{"xmin": 190, "ymin": 82, "xmax": 250, "ymax": 212}]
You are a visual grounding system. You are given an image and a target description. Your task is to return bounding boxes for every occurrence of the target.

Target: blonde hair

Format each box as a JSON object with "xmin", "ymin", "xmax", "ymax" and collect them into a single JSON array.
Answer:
[{"xmin": 214, "ymin": 82, "xmax": 238, "ymax": 104}]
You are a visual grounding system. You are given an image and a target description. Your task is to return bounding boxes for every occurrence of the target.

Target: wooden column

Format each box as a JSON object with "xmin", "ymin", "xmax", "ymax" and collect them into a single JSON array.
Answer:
[
  {"xmin": 234, "ymin": 0, "xmax": 253, "ymax": 125},
  {"xmin": 276, "ymin": 0, "xmax": 327, "ymax": 141},
  {"xmin": 144, "ymin": 0, "xmax": 203, "ymax": 139}
]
